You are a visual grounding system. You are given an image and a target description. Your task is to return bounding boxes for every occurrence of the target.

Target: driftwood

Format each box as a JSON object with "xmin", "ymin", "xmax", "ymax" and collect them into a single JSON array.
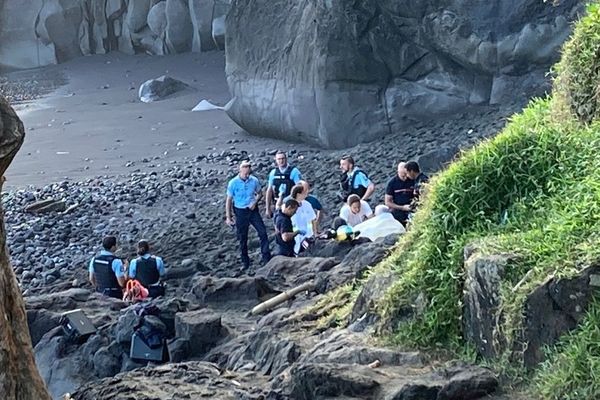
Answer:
[
  {"xmin": 0, "ymin": 96, "xmax": 52, "ymax": 399},
  {"xmin": 251, "ymin": 282, "xmax": 315, "ymax": 315}
]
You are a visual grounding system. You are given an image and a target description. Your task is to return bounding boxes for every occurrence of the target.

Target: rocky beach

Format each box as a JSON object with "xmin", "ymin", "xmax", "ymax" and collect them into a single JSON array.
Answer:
[
  {"xmin": 0, "ymin": 0, "xmax": 589, "ymax": 399},
  {"xmin": 1, "ymin": 51, "xmax": 517, "ymax": 399}
]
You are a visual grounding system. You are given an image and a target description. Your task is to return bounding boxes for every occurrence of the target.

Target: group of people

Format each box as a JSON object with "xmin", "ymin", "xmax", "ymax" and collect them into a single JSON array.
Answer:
[
  {"xmin": 88, "ymin": 236, "xmax": 166, "ymax": 300},
  {"xmin": 225, "ymin": 151, "xmax": 429, "ymax": 270}
]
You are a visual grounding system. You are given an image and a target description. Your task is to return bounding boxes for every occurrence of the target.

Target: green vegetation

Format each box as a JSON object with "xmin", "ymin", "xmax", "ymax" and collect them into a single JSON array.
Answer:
[
  {"xmin": 307, "ymin": 282, "xmax": 359, "ymax": 329},
  {"xmin": 363, "ymin": 3, "xmax": 600, "ymax": 398}
]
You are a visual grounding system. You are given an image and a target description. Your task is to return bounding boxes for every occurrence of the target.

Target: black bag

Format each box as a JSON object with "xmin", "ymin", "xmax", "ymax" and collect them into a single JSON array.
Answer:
[
  {"xmin": 130, "ymin": 332, "xmax": 165, "ymax": 362},
  {"xmin": 134, "ymin": 315, "xmax": 166, "ymax": 349},
  {"xmin": 60, "ymin": 309, "xmax": 96, "ymax": 342}
]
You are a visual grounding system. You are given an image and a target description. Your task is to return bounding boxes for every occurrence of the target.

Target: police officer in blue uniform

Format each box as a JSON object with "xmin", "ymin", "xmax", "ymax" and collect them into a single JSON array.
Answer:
[
  {"xmin": 128, "ymin": 239, "xmax": 166, "ymax": 297},
  {"xmin": 265, "ymin": 150, "xmax": 302, "ymax": 218},
  {"xmin": 226, "ymin": 160, "xmax": 272, "ymax": 270},
  {"xmin": 88, "ymin": 236, "xmax": 127, "ymax": 299}
]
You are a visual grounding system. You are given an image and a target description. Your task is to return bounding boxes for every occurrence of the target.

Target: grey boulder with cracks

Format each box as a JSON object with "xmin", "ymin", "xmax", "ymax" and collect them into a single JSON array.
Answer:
[{"xmin": 225, "ymin": 0, "xmax": 584, "ymax": 148}]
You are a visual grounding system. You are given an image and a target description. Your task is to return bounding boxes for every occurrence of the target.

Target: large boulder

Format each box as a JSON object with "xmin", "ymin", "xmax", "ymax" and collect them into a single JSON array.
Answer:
[
  {"xmin": 225, "ymin": 0, "xmax": 584, "ymax": 148},
  {"xmin": 0, "ymin": 0, "xmax": 56, "ymax": 69},
  {"xmin": 189, "ymin": 0, "xmax": 216, "ymax": 52},
  {"xmin": 462, "ymin": 250, "xmax": 516, "ymax": 358},
  {"xmin": 174, "ymin": 309, "xmax": 225, "ymax": 357},
  {"xmin": 165, "ymin": 0, "xmax": 193, "ymax": 53},
  {"xmin": 35, "ymin": 0, "xmax": 83, "ymax": 62},
  {"xmin": 125, "ymin": 0, "xmax": 153, "ymax": 33},
  {"xmin": 462, "ymin": 243, "xmax": 600, "ymax": 367}
]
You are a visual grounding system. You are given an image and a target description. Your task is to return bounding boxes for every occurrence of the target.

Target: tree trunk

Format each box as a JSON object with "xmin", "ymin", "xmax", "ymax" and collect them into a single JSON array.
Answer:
[{"xmin": 0, "ymin": 96, "xmax": 52, "ymax": 400}]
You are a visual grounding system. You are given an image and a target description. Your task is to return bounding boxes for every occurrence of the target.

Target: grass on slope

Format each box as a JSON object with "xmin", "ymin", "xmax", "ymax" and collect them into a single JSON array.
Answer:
[{"xmin": 370, "ymin": 4, "xmax": 600, "ymax": 398}]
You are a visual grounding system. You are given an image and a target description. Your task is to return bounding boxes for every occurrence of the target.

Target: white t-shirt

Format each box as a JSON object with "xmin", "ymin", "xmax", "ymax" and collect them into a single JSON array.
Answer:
[
  {"xmin": 292, "ymin": 200, "xmax": 317, "ymax": 253},
  {"xmin": 339, "ymin": 201, "xmax": 373, "ymax": 227}
]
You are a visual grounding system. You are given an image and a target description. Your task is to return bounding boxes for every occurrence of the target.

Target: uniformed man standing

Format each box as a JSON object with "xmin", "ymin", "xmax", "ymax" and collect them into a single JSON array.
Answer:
[
  {"xmin": 226, "ymin": 160, "xmax": 272, "ymax": 270},
  {"xmin": 88, "ymin": 236, "xmax": 127, "ymax": 299},
  {"xmin": 265, "ymin": 151, "xmax": 302, "ymax": 218}
]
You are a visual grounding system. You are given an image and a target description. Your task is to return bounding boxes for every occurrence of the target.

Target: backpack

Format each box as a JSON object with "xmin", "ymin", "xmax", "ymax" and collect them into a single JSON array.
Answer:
[{"xmin": 134, "ymin": 315, "xmax": 166, "ymax": 349}]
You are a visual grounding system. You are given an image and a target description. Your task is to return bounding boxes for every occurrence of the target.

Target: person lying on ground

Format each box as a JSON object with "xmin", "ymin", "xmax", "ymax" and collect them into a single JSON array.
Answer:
[
  {"xmin": 339, "ymin": 194, "xmax": 374, "ymax": 227},
  {"xmin": 274, "ymin": 198, "xmax": 302, "ymax": 257},
  {"xmin": 88, "ymin": 235, "xmax": 127, "ymax": 299},
  {"xmin": 128, "ymin": 239, "xmax": 166, "ymax": 297},
  {"xmin": 353, "ymin": 205, "xmax": 406, "ymax": 241},
  {"xmin": 265, "ymin": 150, "xmax": 302, "ymax": 218},
  {"xmin": 338, "ymin": 155, "xmax": 375, "ymax": 202},
  {"xmin": 385, "ymin": 162, "xmax": 415, "ymax": 227}
]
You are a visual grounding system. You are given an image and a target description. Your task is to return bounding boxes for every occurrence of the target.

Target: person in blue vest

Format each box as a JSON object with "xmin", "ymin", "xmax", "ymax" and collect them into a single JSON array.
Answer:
[
  {"xmin": 226, "ymin": 160, "xmax": 272, "ymax": 270},
  {"xmin": 265, "ymin": 150, "xmax": 302, "ymax": 218},
  {"xmin": 338, "ymin": 155, "xmax": 375, "ymax": 203},
  {"xmin": 88, "ymin": 235, "xmax": 127, "ymax": 299},
  {"xmin": 128, "ymin": 239, "xmax": 166, "ymax": 298}
]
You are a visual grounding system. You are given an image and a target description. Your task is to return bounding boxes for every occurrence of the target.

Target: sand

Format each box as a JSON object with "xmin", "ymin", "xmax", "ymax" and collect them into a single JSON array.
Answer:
[{"xmin": 3, "ymin": 51, "xmax": 305, "ymax": 189}]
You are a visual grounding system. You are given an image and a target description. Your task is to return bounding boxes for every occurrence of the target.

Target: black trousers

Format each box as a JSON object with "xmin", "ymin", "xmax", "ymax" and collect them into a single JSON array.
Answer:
[{"xmin": 234, "ymin": 207, "xmax": 271, "ymax": 267}]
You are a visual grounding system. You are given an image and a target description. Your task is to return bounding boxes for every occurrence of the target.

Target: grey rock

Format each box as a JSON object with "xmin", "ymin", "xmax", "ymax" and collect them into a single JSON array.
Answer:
[
  {"xmin": 519, "ymin": 265, "xmax": 600, "ymax": 366},
  {"xmin": 93, "ymin": 345, "xmax": 121, "ymax": 378},
  {"xmin": 463, "ymin": 250, "xmax": 515, "ymax": 358},
  {"xmin": 189, "ymin": 0, "xmax": 215, "ymax": 52},
  {"xmin": 416, "ymin": 145, "xmax": 459, "ymax": 174},
  {"xmin": 126, "ymin": 0, "xmax": 153, "ymax": 33},
  {"xmin": 165, "ymin": 0, "xmax": 193, "ymax": 53},
  {"xmin": 192, "ymin": 276, "xmax": 276, "ymax": 303},
  {"xmin": 147, "ymin": 1, "xmax": 168, "ymax": 36},
  {"xmin": 70, "ymin": 362, "xmax": 273, "ymax": 399},
  {"xmin": 167, "ymin": 338, "xmax": 191, "ymax": 362},
  {"xmin": 351, "ymin": 269, "xmax": 396, "ymax": 324},
  {"xmin": 0, "ymin": 0, "xmax": 57, "ymax": 69},
  {"xmin": 174, "ymin": 309, "xmax": 224, "ymax": 356},
  {"xmin": 288, "ymin": 363, "xmax": 380, "ymax": 400},
  {"xmin": 138, "ymin": 75, "xmax": 188, "ymax": 103},
  {"xmin": 115, "ymin": 308, "xmax": 139, "ymax": 344},
  {"xmin": 225, "ymin": 0, "xmax": 583, "ymax": 148}
]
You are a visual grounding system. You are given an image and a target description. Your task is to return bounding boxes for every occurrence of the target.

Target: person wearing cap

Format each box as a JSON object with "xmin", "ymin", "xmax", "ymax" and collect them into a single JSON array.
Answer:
[
  {"xmin": 226, "ymin": 160, "xmax": 272, "ymax": 270},
  {"xmin": 128, "ymin": 240, "xmax": 166, "ymax": 297}
]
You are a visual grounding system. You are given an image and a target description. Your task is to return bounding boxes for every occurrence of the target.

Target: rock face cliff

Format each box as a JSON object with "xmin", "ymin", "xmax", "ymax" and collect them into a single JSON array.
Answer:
[
  {"xmin": 225, "ymin": 0, "xmax": 584, "ymax": 148},
  {"xmin": 0, "ymin": 0, "xmax": 230, "ymax": 70}
]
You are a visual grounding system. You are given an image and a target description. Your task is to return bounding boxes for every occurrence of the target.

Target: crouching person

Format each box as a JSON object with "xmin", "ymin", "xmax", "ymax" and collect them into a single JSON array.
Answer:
[
  {"xmin": 89, "ymin": 235, "xmax": 127, "ymax": 299},
  {"xmin": 128, "ymin": 240, "xmax": 166, "ymax": 298},
  {"xmin": 274, "ymin": 199, "xmax": 303, "ymax": 257}
]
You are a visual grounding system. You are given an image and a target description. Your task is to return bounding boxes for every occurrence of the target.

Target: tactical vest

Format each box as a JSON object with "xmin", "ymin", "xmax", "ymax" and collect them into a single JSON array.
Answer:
[
  {"xmin": 271, "ymin": 165, "xmax": 296, "ymax": 199},
  {"xmin": 341, "ymin": 168, "xmax": 368, "ymax": 199},
  {"xmin": 135, "ymin": 256, "xmax": 160, "ymax": 288},
  {"xmin": 93, "ymin": 254, "xmax": 120, "ymax": 290}
]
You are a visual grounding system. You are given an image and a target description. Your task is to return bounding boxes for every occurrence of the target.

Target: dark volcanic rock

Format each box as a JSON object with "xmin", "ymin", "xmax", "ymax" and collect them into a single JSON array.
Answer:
[
  {"xmin": 138, "ymin": 75, "xmax": 188, "ymax": 103},
  {"xmin": 226, "ymin": 0, "xmax": 584, "ymax": 148},
  {"xmin": 70, "ymin": 362, "xmax": 274, "ymax": 400},
  {"xmin": 350, "ymin": 270, "xmax": 397, "ymax": 325},
  {"xmin": 463, "ymin": 251, "xmax": 516, "ymax": 358},
  {"xmin": 192, "ymin": 276, "xmax": 277, "ymax": 303},
  {"xmin": 175, "ymin": 309, "xmax": 225, "ymax": 357},
  {"xmin": 288, "ymin": 363, "xmax": 381, "ymax": 400},
  {"xmin": 519, "ymin": 264, "xmax": 600, "ymax": 366}
]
